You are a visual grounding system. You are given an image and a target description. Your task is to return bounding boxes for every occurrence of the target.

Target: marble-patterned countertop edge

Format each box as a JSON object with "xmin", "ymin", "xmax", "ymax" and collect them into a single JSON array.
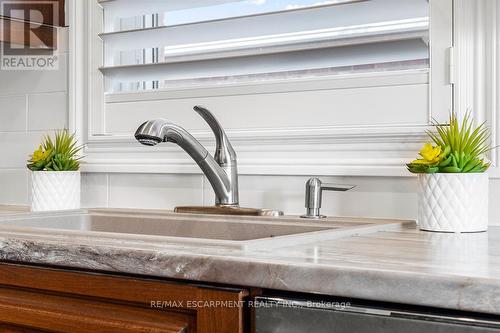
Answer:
[
  {"xmin": 1, "ymin": 228, "xmax": 499, "ymax": 316},
  {"xmin": 0, "ymin": 205, "xmax": 30, "ymax": 214}
]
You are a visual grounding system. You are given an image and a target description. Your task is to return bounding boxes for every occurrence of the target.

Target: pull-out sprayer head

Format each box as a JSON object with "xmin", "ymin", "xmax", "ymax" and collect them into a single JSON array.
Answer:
[
  {"xmin": 135, "ymin": 120, "xmax": 165, "ymax": 146},
  {"xmin": 135, "ymin": 135, "xmax": 162, "ymax": 146}
]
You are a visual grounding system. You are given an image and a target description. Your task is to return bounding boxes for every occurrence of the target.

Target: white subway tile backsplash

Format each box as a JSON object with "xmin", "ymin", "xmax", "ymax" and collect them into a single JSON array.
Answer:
[
  {"xmin": 81, "ymin": 173, "xmax": 108, "ymax": 208},
  {"xmin": 0, "ymin": 132, "xmax": 45, "ymax": 168},
  {"xmin": 76, "ymin": 171, "xmax": 500, "ymax": 225},
  {"xmin": 489, "ymin": 179, "xmax": 500, "ymax": 226},
  {"xmin": 0, "ymin": 30, "xmax": 68, "ymax": 208},
  {"xmin": 330, "ymin": 187, "xmax": 417, "ymax": 220},
  {"xmin": 0, "ymin": 53, "xmax": 68, "ymax": 96},
  {"xmin": 0, "ymin": 95, "xmax": 26, "ymax": 131},
  {"xmin": 0, "ymin": 170, "xmax": 29, "ymax": 205},
  {"xmin": 203, "ymin": 175, "xmax": 418, "ymax": 219},
  {"xmin": 28, "ymin": 92, "xmax": 68, "ymax": 131},
  {"xmin": 203, "ymin": 175, "xmax": 317, "ymax": 216},
  {"xmin": 320, "ymin": 176, "xmax": 418, "ymax": 219},
  {"xmin": 107, "ymin": 173, "xmax": 204, "ymax": 209}
]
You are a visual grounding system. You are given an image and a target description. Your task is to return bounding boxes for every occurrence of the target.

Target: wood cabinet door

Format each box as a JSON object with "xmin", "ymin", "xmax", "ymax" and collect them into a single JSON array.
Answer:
[{"xmin": 0, "ymin": 263, "xmax": 248, "ymax": 333}]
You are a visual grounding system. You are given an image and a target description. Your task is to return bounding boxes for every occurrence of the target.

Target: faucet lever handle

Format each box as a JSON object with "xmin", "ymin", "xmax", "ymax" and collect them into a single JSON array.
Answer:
[{"xmin": 193, "ymin": 105, "xmax": 236, "ymax": 165}]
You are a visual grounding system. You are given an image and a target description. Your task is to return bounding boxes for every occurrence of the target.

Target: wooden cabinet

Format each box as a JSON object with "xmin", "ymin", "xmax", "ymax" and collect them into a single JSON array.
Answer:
[{"xmin": 0, "ymin": 263, "xmax": 248, "ymax": 333}]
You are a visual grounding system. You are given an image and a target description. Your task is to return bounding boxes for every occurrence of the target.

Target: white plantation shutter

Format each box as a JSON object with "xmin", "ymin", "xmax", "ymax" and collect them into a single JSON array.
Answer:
[{"xmin": 98, "ymin": 0, "xmax": 429, "ymax": 93}]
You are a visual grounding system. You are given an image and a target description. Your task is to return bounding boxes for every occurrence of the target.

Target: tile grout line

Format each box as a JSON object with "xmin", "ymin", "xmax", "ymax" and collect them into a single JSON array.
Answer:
[
  {"xmin": 201, "ymin": 175, "xmax": 204, "ymax": 206},
  {"xmin": 0, "ymin": 90, "xmax": 67, "ymax": 99},
  {"xmin": 23, "ymin": 90, "xmax": 29, "ymax": 204},
  {"xmin": 25, "ymin": 94, "xmax": 29, "ymax": 132},
  {"xmin": 106, "ymin": 173, "xmax": 110, "ymax": 208},
  {"xmin": 26, "ymin": 169, "xmax": 30, "ymax": 206},
  {"xmin": 0, "ymin": 130, "xmax": 68, "ymax": 134}
]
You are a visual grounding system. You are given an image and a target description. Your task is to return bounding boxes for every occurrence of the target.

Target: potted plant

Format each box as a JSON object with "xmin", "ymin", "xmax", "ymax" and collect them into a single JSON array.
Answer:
[
  {"xmin": 407, "ymin": 113, "xmax": 493, "ymax": 233},
  {"xmin": 27, "ymin": 130, "xmax": 83, "ymax": 212}
]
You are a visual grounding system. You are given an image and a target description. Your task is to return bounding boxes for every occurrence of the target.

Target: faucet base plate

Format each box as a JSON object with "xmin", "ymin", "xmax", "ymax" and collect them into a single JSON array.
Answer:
[{"xmin": 174, "ymin": 206, "xmax": 283, "ymax": 217}]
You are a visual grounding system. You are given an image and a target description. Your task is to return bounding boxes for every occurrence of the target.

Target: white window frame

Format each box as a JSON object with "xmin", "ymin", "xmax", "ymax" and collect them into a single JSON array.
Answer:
[
  {"xmin": 451, "ymin": 0, "xmax": 500, "ymax": 177},
  {"xmin": 68, "ymin": 0, "xmax": 454, "ymax": 177}
]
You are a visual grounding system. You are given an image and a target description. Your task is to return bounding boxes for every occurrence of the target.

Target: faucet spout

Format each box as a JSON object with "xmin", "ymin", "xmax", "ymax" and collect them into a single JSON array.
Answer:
[{"xmin": 135, "ymin": 106, "xmax": 239, "ymax": 206}]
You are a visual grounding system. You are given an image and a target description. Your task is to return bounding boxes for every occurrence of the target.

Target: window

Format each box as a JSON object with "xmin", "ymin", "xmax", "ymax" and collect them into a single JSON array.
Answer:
[
  {"xmin": 98, "ymin": 0, "xmax": 429, "ymax": 92},
  {"xmin": 71, "ymin": 0, "xmax": 452, "ymax": 175}
]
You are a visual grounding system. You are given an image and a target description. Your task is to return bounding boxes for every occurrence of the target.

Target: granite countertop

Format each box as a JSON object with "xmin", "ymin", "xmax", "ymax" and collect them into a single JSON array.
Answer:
[{"xmin": 0, "ymin": 207, "xmax": 498, "ymax": 315}]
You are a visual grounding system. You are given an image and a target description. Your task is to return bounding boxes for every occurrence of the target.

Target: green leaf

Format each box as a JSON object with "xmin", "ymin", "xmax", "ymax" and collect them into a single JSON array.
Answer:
[
  {"xmin": 27, "ymin": 130, "xmax": 84, "ymax": 172},
  {"xmin": 425, "ymin": 167, "xmax": 439, "ymax": 173},
  {"xmin": 450, "ymin": 153, "xmax": 458, "ymax": 167},
  {"xmin": 441, "ymin": 166, "xmax": 463, "ymax": 173},
  {"xmin": 413, "ymin": 112, "xmax": 495, "ymax": 173},
  {"xmin": 462, "ymin": 158, "xmax": 480, "ymax": 173},
  {"xmin": 438, "ymin": 155, "xmax": 452, "ymax": 167}
]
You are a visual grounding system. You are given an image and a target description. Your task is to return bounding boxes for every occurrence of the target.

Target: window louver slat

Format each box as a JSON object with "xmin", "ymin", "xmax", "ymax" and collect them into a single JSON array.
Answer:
[{"xmin": 98, "ymin": 0, "xmax": 429, "ymax": 93}]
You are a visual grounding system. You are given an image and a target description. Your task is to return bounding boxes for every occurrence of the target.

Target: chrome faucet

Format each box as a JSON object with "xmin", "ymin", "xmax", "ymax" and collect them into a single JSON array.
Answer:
[{"xmin": 135, "ymin": 105, "xmax": 239, "ymax": 206}]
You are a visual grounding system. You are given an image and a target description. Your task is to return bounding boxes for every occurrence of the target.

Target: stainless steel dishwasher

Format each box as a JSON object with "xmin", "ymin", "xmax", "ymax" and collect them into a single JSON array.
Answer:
[{"xmin": 254, "ymin": 296, "xmax": 500, "ymax": 332}]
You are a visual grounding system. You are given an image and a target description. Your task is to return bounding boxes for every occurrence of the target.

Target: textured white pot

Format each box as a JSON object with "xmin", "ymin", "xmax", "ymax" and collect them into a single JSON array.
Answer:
[
  {"xmin": 31, "ymin": 171, "xmax": 81, "ymax": 212},
  {"xmin": 417, "ymin": 173, "xmax": 488, "ymax": 233}
]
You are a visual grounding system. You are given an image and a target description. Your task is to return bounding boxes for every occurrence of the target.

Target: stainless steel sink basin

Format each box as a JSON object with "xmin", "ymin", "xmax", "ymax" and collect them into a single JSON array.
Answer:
[{"xmin": 0, "ymin": 209, "xmax": 410, "ymax": 250}]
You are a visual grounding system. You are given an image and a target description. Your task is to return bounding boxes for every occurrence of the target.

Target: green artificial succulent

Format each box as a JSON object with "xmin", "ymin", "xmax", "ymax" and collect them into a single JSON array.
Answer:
[
  {"xmin": 407, "ymin": 112, "xmax": 492, "ymax": 174},
  {"xmin": 27, "ymin": 130, "xmax": 83, "ymax": 171}
]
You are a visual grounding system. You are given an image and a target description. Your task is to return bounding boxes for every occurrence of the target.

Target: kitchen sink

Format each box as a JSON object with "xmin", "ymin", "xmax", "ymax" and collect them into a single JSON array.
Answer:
[{"xmin": 0, "ymin": 209, "xmax": 410, "ymax": 250}]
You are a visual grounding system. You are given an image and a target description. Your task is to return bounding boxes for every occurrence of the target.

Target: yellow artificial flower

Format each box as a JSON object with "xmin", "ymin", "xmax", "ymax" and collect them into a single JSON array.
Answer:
[
  {"xmin": 419, "ymin": 143, "xmax": 442, "ymax": 162},
  {"xmin": 30, "ymin": 145, "xmax": 50, "ymax": 163},
  {"xmin": 410, "ymin": 159, "xmax": 432, "ymax": 165},
  {"xmin": 409, "ymin": 143, "xmax": 443, "ymax": 166}
]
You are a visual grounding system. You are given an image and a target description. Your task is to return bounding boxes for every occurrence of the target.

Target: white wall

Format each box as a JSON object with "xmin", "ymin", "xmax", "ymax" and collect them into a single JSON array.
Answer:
[
  {"xmin": 0, "ymin": 29, "xmax": 68, "ymax": 205},
  {"xmin": 81, "ymin": 173, "xmax": 419, "ymax": 220},
  {"xmin": 79, "ymin": 172, "xmax": 500, "ymax": 225}
]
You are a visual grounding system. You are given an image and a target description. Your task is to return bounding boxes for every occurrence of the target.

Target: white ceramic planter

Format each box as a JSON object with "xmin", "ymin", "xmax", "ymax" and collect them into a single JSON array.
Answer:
[
  {"xmin": 31, "ymin": 171, "xmax": 81, "ymax": 212},
  {"xmin": 417, "ymin": 173, "xmax": 489, "ymax": 233}
]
